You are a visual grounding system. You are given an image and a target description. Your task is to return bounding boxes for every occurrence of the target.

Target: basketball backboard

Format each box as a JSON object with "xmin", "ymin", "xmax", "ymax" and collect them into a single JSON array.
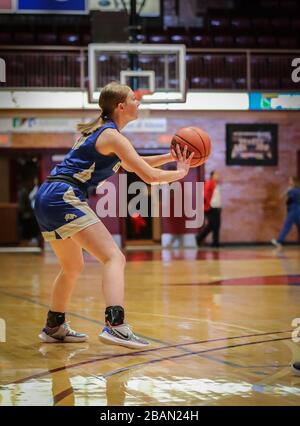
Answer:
[{"xmin": 88, "ymin": 43, "xmax": 186, "ymax": 104}]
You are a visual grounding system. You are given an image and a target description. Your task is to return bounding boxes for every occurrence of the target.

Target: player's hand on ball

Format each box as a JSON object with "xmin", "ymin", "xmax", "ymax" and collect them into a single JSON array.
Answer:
[
  {"xmin": 172, "ymin": 144, "xmax": 194, "ymax": 176},
  {"xmin": 171, "ymin": 127, "xmax": 211, "ymax": 168},
  {"xmin": 171, "ymin": 144, "xmax": 179, "ymax": 160},
  {"xmin": 171, "ymin": 143, "xmax": 187, "ymax": 160}
]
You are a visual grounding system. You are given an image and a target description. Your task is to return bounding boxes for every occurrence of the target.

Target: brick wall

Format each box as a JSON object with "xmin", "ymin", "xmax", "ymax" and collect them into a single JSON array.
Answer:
[
  {"xmin": 2, "ymin": 109, "xmax": 299, "ymax": 243},
  {"xmin": 126, "ymin": 110, "xmax": 300, "ymax": 243}
]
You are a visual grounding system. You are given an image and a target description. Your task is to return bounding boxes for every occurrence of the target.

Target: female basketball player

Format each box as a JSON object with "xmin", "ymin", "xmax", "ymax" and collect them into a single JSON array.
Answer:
[{"xmin": 34, "ymin": 82, "xmax": 194, "ymax": 349}]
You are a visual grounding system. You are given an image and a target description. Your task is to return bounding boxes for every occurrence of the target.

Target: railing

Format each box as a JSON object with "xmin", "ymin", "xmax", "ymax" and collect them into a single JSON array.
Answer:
[
  {"xmin": 187, "ymin": 48, "xmax": 299, "ymax": 91},
  {"xmin": 0, "ymin": 46, "xmax": 86, "ymax": 89},
  {"xmin": 0, "ymin": 45, "xmax": 299, "ymax": 92}
]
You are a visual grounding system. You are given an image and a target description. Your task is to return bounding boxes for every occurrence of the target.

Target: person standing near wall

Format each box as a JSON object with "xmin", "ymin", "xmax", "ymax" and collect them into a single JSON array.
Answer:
[
  {"xmin": 196, "ymin": 171, "xmax": 222, "ymax": 248},
  {"xmin": 271, "ymin": 176, "xmax": 300, "ymax": 249}
]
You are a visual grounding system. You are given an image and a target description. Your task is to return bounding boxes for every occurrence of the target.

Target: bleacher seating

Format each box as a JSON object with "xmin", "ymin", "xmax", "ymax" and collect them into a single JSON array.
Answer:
[
  {"xmin": 0, "ymin": 0, "xmax": 299, "ymax": 50},
  {"xmin": 1, "ymin": 0, "xmax": 300, "ymax": 92}
]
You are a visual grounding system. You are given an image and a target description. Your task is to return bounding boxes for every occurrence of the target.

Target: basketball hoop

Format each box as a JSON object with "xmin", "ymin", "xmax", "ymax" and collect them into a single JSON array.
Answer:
[
  {"xmin": 88, "ymin": 44, "xmax": 186, "ymax": 104},
  {"xmin": 133, "ymin": 89, "xmax": 153, "ymax": 102}
]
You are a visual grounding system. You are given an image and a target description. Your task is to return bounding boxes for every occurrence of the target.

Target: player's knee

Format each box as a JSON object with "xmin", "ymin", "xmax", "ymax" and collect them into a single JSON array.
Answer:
[
  {"xmin": 113, "ymin": 250, "xmax": 126, "ymax": 267},
  {"xmin": 62, "ymin": 260, "xmax": 84, "ymax": 277},
  {"xmin": 106, "ymin": 249, "xmax": 126, "ymax": 267}
]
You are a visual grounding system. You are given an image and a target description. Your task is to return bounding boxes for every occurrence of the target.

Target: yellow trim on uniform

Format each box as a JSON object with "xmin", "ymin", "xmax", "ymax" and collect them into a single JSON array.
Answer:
[
  {"xmin": 56, "ymin": 214, "xmax": 100, "ymax": 240},
  {"xmin": 73, "ymin": 162, "xmax": 95, "ymax": 183},
  {"xmin": 63, "ymin": 186, "xmax": 96, "ymax": 216},
  {"xmin": 113, "ymin": 161, "xmax": 121, "ymax": 173},
  {"xmin": 41, "ymin": 230, "xmax": 57, "ymax": 241},
  {"xmin": 41, "ymin": 186, "xmax": 100, "ymax": 241}
]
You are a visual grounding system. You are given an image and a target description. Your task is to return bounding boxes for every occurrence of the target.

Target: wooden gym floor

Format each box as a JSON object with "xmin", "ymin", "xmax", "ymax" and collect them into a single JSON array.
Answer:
[{"xmin": 0, "ymin": 246, "xmax": 300, "ymax": 406}]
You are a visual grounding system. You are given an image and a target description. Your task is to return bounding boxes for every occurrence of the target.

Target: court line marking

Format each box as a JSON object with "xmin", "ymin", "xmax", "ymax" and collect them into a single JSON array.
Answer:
[
  {"xmin": 53, "ymin": 387, "xmax": 74, "ymax": 406},
  {"xmin": 1, "ymin": 253, "xmax": 299, "ymax": 403},
  {"xmin": 0, "ymin": 288, "xmax": 293, "ymax": 391},
  {"xmin": 91, "ymin": 336, "xmax": 292, "ymax": 380},
  {"xmin": 8, "ymin": 334, "xmax": 292, "ymax": 386},
  {"xmin": 1, "ymin": 287, "xmax": 280, "ymax": 338},
  {"xmin": 0, "ymin": 287, "xmax": 291, "ymax": 346},
  {"xmin": 198, "ymin": 354, "xmax": 290, "ymax": 369},
  {"xmin": 126, "ymin": 311, "xmax": 272, "ymax": 335},
  {"xmin": 0, "ymin": 288, "xmax": 271, "ymax": 340},
  {"xmin": 168, "ymin": 274, "xmax": 300, "ymax": 286}
]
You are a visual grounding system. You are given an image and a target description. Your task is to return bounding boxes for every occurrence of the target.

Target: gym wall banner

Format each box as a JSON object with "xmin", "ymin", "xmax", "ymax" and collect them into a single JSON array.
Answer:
[
  {"xmin": 249, "ymin": 92, "xmax": 300, "ymax": 110},
  {"xmin": 0, "ymin": 118, "xmax": 81, "ymax": 132},
  {"xmin": 17, "ymin": 0, "xmax": 87, "ymax": 14}
]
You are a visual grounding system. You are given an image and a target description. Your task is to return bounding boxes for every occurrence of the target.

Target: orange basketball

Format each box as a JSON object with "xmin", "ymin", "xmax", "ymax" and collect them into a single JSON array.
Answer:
[{"xmin": 171, "ymin": 127, "xmax": 212, "ymax": 167}]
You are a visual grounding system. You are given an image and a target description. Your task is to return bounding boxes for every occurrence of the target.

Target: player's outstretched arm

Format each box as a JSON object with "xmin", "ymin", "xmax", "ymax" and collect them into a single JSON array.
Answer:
[
  {"xmin": 96, "ymin": 129, "xmax": 193, "ymax": 184},
  {"xmin": 141, "ymin": 153, "xmax": 173, "ymax": 168}
]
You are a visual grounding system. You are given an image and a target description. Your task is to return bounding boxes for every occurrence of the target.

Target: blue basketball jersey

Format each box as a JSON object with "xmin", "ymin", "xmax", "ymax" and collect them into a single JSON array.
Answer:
[{"xmin": 50, "ymin": 121, "xmax": 121, "ymax": 189}]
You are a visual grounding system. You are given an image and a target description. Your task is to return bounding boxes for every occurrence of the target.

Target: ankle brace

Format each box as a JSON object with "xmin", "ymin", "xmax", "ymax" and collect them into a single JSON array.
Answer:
[
  {"xmin": 47, "ymin": 310, "xmax": 65, "ymax": 328},
  {"xmin": 105, "ymin": 306, "xmax": 124, "ymax": 326}
]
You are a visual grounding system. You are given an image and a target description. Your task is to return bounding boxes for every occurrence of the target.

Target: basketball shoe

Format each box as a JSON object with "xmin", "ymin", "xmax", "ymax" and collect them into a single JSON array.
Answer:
[
  {"xmin": 38, "ymin": 321, "xmax": 88, "ymax": 343},
  {"xmin": 99, "ymin": 323, "xmax": 150, "ymax": 349},
  {"xmin": 271, "ymin": 239, "xmax": 282, "ymax": 250}
]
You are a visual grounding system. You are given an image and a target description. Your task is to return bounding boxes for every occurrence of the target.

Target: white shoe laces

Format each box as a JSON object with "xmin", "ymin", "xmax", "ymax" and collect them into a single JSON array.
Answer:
[{"xmin": 63, "ymin": 321, "xmax": 78, "ymax": 335}]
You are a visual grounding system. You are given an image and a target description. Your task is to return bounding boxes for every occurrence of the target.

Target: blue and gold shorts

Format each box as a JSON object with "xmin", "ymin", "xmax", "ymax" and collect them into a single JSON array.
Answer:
[{"xmin": 34, "ymin": 181, "xmax": 100, "ymax": 241}]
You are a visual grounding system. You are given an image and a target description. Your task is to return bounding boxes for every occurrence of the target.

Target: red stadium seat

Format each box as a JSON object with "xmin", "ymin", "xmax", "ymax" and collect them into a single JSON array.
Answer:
[
  {"xmin": 225, "ymin": 55, "xmax": 246, "ymax": 68},
  {"xmin": 147, "ymin": 33, "xmax": 169, "ymax": 43},
  {"xmin": 214, "ymin": 35, "xmax": 234, "ymax": 47},
  {"xmin": 203, "ymin": 55, "xmax": 225, "ymax": 74},
  {"xmin": 135, "ymin": 34, "xmax": 146, "ymax": 43},
  {"xmin": 213, "ymin": 77, "xmax": 234, "ymax": 89},
  {"xmin": 235, "ymin": 35, "xmax": 256, "ymax": 48},
  {"xmin": 208, "ymin": 17, "xmax": 230, "ymax": 32},
  {"xmin": 257, "ymin": 35, "xmax": 277, "ymax": 48},
  {"xmin": 190, "ymin": 76, "xmax": 211, "ymax": 89},
  {"xmin": 169, "ymin": 33, "xmax": 190, "ymax": 45},
  {"xmin": 36, "ymin": 32, "xmax": 58, "ymax": 45},
  {"xmin": 259, "ymin": 77, "xmax": 280, "ymax": 89},
  {"xmin": 231, "ymin": 17, "xmax": 251, "ymax": 32},
  {"xmin": 235, "ymin": 77, "xmax": 247, "ymax": 89},
  {"xmin": 14, "ymin": 32, "xmax": 35, "ymax": 45},
  {"xmin": 260, "ymin": 0, "xmax": 279, "ymax": 8},
  {"xmin": 0, "ymin": 31, "xmax": 12, "ymax": 44},
  {"xmin": 278, "ymin": 36, "xmax": 298, "ymax": 48},
  {"xmin": 271, "ymin": 18, "xmax": 290, "ymax": 32},
  {"xmin": 190, "ymin": 32, "xmax": 213, "ymax": 47},
  {"xmin": 252, "ymin": 17, "xmax": 270, "ymax": 32},
  {"xmin": 167, "ymin": 27, "xmax": 190, "ymax": 45},
  {"xmin": 58, "ymin": 32, "xmax": 80, "ymax": 45}
]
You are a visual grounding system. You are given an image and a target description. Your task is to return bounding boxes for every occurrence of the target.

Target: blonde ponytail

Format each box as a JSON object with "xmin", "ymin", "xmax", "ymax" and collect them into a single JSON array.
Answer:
[
  {"xmin": 77, "ymin": 111, "xmax": 105, "ymax": 135},
  {"xmin": 77, "ymin": 82, "xmax": 131, "ymax": 135}
]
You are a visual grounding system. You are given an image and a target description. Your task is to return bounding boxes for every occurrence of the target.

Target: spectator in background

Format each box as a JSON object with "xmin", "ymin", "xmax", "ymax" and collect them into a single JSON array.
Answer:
[
  {"xmin": 17, "ymin": 177, "xmax": 39, "ymax": 242},
  {"xmin": 196, "ymin": 170, "xmax": 222, "ymax": 248},
  {"xmin": 271, "ymin": 176, "xmax": 300, "ymax": 249}
]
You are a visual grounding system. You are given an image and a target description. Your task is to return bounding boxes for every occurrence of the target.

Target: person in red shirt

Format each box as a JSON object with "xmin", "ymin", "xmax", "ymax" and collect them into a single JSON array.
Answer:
[{"xmin": 196, "ymin": 171, "xmax": 222, "ymax": 248}]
